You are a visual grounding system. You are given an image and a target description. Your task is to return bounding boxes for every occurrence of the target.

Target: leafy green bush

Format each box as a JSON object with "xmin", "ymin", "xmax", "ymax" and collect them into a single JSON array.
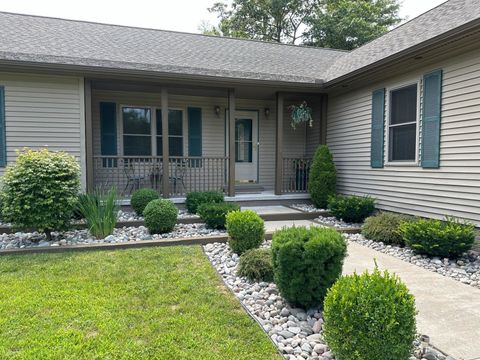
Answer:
[
  {"xmin": 131, "ymin": 188, "xmax": 159, "ymax": 216},
  {"xmin": 185, "ymin": 191, "xmax": 224, "ymax": 214},
  {"xmin": 308, "ymin": 145, "xmax": 336, "ymax": 208},
  {"xmin": 1, "ymin": 148, "xmax": 80, "ymax": 240},
  {"xmin": 237, "ymin": 248, "xmax": 274, "ymax": 282},
  {"xmin": 328, "ymin": 195, "xmax": 375, "ymax": 223},
  {"xmin": 271, "ymin": 226, "xmax": 347, "ymax": 308},
  {"xmin": 144, "ymin": 199, "xmax": 178, "ymax": 234},
  {"xmin": 198, "ymin": 202, "xmax": 240, "ymax": 229},
  {"xmin": 399, "ymin": 217, "xmax": 475, "ymax": 258},
  {"xmin": 362, "ymin": 212, "xmax": 411, "ymax": 245},
  {"xmin": 226, "ymin": 210, "xmax": 265, "ymax": 254},
  {"xmin": 323, "ymin": 267, "xmax": 416, "ymax": 360},
  {"xmin": 77, "ymin": 189, "xmax": 118, "ymax": 239}
]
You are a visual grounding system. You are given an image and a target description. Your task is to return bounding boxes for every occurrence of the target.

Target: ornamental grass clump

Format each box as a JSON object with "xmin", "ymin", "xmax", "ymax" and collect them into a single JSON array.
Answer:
[
  {"xmin": 328, "ymin": 194, "xmax": 375, "ymax": 223},
  {"xmin": 323, "ymin": 267, "xmax": 417, "ymax": 360},
  {"xmin": 130, "ymin": 188, "xmax": 159, "ymax": 216},
  {"xmin": 271, "ymin": 226, "xmax": 347, "ymax": 308},
  {"xmin": 237, "ymin": 248, "xmax": 274, "ymax": 282},
  {"xmin": 308, "ymin": 145, "xmax": 336, "ymax": 209},
  {"xmin": 198, "ymin": 202, "xmax": 240, "ymax": 229},
  {"xmin": 185, "ymin": 191, "xmax": 224, "ymax": 214},
  {"xmin": 362, "ymin": 212, "xmax": 411, "ymax": 245},
  {"xmin": 77, "ymin": 188, "xmax": 118, "ymax": 239},
  {"xmin": 144, "ymin": 199, "xmax": 178, "ymax": 234},
  {"xmin": 226, "ymin": 210, "xmax": 265, "ymax": 255},
  {"xmin": 1, "ymin": 148, "xmax": 80, "ymax": 240},
  {"xmin": 399, "ymin": 216, "xmax": 475, "ymax": 258}
]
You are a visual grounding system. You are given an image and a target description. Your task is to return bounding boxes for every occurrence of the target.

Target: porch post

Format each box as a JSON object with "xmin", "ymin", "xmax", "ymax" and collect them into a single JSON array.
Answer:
[
  {"xmin": 161, "ymin": 87, "xmax": 170, "ymax": 198},
  {"xmin": 84, "ymin": 79, "xmax": 94, "ymax": 192},
  {"xmin": 228, "ymin": 89, "xmax": 236, "ymax": 197},
  {"xmin": 320, "ymin": 94, "xmax": 328, "ymax": 145},
  {"xmin": 275, "ymin": 92, "xmax": 284, "ymax": 195}
]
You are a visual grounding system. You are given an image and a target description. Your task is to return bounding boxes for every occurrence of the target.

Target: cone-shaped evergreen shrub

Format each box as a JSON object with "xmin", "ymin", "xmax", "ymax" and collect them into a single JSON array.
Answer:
[{"xmin": 308, "ymin": 145, "xmax": 336, "ymax": 208}]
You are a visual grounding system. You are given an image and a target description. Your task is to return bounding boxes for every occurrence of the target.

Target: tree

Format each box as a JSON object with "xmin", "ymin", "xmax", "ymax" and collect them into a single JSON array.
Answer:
[
  {"xmin": 305, "ymin": 0, "xmax": 402, "ymax": 50},
  {"xmin": 205, "ymin": 0, "xmax": 320, "ymax": 44}
]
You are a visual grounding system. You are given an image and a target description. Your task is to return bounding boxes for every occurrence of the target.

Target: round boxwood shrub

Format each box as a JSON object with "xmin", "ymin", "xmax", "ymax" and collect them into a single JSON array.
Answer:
[
  {"xmin": 131, "ymin": 188, "xmax": 159, "ymax": 216},
  {"xmin": 308, "ymin": 145, "xmax": 336, "ymax": 209},
  {"xmin": 328, "ymin": 194, "xmax": 375, "ymax": 223},
  {"xmin": 143, "ymin": 199, "xmax": 178, "ymax": 234},
  {"xmin": 1, "ymin": 148, "xmax": 80, "ymax": 240},
  {"xmin": 362, "ymin": 212, "xmax": 411, "ymax": 245},
  {"xmin": 399, "ymin": 217, "xmax": 475, "ymax": 258},
  {"xmin": 323, "ymin": 267, "xmax": 417, "ymax": 360},
  {"xmin": 237, "ymin": 248, "xmax": 274, "ymax": 282},
  {"xmin": 271, "ymin": 226, "xmax": 347, "ymax": 308},
  {"xmin": 185, "ymin": 191, "xmax": 224, "ymax": 214},
  {"xmin": 226, "ymin": 210, "xmax": 265, "ymax": 255},
  {"xmin": 198, "ymin": 202, "xmax": 240, "ymax": 229}
]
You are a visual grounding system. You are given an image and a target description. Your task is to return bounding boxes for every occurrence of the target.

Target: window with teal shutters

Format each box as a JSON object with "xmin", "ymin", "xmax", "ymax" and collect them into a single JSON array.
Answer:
[
  {"xmin": 188, "ymin": 107, "xmax": 202, "ymax": 167},
  {"xmin": 421, "ymin": 69, "xmax": 443, "ymax": 168},
  {"xmin": 371, "ymin": 88, "xmax": 385, "ymax": 168},
  {"xmin": 100, "ymin": 102, "xmax": 117, "ymax": 167},
  {"xmin": 0, "ymin": 86, "xmax": 5, "ymax": 167}
]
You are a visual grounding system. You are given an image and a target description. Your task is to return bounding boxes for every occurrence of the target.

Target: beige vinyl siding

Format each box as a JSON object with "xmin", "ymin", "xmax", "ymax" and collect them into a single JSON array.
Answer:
[
  {"xmin": 327, "ymin": 47, "xmax": 480, "ymax": 225},
  {"xmin": 0, "ymin": 72, "xmax": 85, "ymax": 187}
]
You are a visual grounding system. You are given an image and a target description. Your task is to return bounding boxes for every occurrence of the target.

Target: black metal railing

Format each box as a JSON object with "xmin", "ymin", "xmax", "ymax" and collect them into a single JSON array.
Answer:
[{"xmin": 282, "ymin": 157, "xmax": 312, "ymax": 193}]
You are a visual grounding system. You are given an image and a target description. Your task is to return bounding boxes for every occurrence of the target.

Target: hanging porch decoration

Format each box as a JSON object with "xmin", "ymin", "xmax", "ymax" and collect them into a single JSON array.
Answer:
[{"xmin": 289, "ymin": 101, "xmax": 313, "ymax": 129}]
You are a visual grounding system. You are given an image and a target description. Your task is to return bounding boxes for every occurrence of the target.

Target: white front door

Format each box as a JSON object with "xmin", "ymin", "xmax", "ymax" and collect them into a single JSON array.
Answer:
[{"xmin": 229, "ymin": 111, "xmax": 258, "ymax": 183}]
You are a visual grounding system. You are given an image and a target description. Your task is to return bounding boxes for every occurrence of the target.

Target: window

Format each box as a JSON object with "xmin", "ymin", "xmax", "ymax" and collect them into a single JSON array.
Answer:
[
  {"xmin": 388, "ymin": 84, "xmax": 418, "ymax": 162},
  {"xmin": 156, "ymin": 109, "xmax": 184, "ymax": 157},
  {"xmin": 235, "ymin": 118, "xmax": 253, "ymax": 162},
  {"xmin": 122, "ymin": 107, "xmax": 151, "ymax": 156}
]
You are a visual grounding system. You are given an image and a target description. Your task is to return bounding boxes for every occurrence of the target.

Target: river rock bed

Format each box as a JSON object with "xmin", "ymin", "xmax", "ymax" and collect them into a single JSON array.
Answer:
[
  {"xmin": 314, "ymin": 215, "xmax": 362, "ymax": 229},
  {"xmin": 290, "ymin": 204, "xmax": 327, "ymax": 213},
  {"xmin": 347, "ymin": 233, "xmax": 480, "ymax": 290},
  {"xmin": 203, "ymin": 241, "xmax": 451, "ymax": 360},
  {"xmin": 117, "ymin": 209, "xmax": 199, "ymax": 222}
]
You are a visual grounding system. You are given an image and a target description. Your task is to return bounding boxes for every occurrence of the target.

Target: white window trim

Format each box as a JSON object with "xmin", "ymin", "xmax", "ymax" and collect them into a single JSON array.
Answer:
[{"xmin": 384, "ymin": 80, "xmax": 421, "ymax": 167}]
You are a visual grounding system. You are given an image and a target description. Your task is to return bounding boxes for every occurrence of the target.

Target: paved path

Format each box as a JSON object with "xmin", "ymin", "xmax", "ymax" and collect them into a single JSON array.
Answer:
[{"xmin": 345, "ymin": 242, "xmax": 480, "ymax": 360}]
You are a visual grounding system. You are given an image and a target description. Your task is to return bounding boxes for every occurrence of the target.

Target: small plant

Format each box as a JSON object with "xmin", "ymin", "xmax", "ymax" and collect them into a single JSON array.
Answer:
[
  {"xmin": 130, "ymin": 188, "xmax": 159, "ymax": 216},
  {"xmin": 362, "ymin": 212, "xmax": 411, "ymax": 245},
  {"xmin": 226, "ymin": 210, "xmax": 265, "ymax": 255},
  {"xmin": 399, "ymin": 217, "xmax": 475, "ymax": 258},
  {"xmin": 308, "ymin": 145, "xmax": 336, "ymax": 209},
  {"xmin": 77, "ymin": 188, "xmax": 118, "ymax": 239},
  {"xmin": 185, "ymin": 191, "xmax": 224, "ymax": 214},
  {"xmin": 144, "ymin": 199, "xmax": 178, "ymax": 234},
  {"xmin": 1, "ymin": 148, "xmax": 80, "ymax": 240},
  {"xmin": 198, "ymin": 202, "xmax": 240, "ymax": 229},
  {"xmin": 328, "ymin": 194, "xmax": 375, "ymax": 223},
  {"xmin": 289, "ymin": 101, "xmax": 313, "ymax": 129},
  {"xmin": 271, "ymin": 226, "xmax": 347, "ymax": 308},
  {"xmin": 237, "ymin": 248, "xmax": 274, "ymax": 282},
  {"xmin": 323, "ymin": 267, "xmax": 417, "ymax": 360}
]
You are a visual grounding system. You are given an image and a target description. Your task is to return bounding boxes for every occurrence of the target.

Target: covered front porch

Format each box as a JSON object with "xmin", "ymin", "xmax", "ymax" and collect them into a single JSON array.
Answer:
[{"xmin": 85, "ymin": 78, "xmax": 326, "ymax": 199}]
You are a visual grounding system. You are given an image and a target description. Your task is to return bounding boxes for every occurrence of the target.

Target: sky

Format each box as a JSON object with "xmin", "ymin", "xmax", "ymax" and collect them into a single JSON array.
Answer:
[{"xmin": 0, "ymin": 0, "xmax": 447, "ymax": 34}]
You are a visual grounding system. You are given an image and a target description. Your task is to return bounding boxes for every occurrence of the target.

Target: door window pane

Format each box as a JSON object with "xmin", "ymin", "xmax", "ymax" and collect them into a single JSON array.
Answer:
[{"xmin": 235, "ymin": 118, "xmax": 253, "ymax": 162}]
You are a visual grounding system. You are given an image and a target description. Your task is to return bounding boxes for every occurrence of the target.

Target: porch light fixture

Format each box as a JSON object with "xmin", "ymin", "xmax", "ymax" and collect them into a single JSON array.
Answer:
[
  {"xmin": 264, "ymin": 107, "xmax": 270, "ymax": 117},
  {"xmin": 214, "ymin": 105, "xmax": 221, "ymax": 116}
]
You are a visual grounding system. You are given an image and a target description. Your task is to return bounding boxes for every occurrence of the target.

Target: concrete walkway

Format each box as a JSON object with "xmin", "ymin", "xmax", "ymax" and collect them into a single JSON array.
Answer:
[{"xmin": 345, "ymin": 242, "xmax": 480, "ymax": 360}]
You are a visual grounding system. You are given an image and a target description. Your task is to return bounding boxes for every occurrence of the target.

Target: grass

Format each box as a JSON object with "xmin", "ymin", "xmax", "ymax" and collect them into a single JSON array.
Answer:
[{"xmin": 0, "ymin": 246, "xmax": 280, "ymax": 359}]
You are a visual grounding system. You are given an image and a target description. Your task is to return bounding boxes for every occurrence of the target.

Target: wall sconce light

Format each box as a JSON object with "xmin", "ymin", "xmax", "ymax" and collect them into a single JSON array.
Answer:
[
  {"xmin": 264, "ymin": 108, "xmax": 270, "ymax": 117},
  {"xmin": 214, "ymin": 105, "xmax": 221, "ymax": 116}
]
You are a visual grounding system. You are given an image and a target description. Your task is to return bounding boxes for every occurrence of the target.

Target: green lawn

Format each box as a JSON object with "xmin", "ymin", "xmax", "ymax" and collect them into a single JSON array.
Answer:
[{"xmin": 0, "ymin": 246, "xmax": 280, "ymax": 359}]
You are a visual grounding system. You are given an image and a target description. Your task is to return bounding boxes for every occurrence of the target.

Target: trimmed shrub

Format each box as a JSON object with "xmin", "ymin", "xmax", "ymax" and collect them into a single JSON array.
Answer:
[
  {"xmin": 362, "ymin": 212, "xmax": 411, "ymax": 245},
  {"xmin": 271, "ymin": 226, "xmax": 347, "ymax": 308},
  {"xmin": 1, "ymin": 148, "xmax": 80, "ymax": 240},
  {"xmin": 131, "ymin": 188, "xmax": 159, "ymax": 216},
  {"xmin": 308, "ymin": 145, "xmax": 336, "ymax": 209},
  {"xmin": 185, "ymin": 191, "xmax": 224, "ymax": 214},
  {"xmin": 399, "ymin": 217, "xmax": 475, "ymax": 258},
  {"xmin": 328, "ymin": 195, "xmax": 375, "ymax": 223},
  {"xmin": 226, "ymin": 210, "xmax": 265, "ymax": 254},
  {"xmin": 323, "ymin": 267, "xmax": 417, "ymax": 360},
  {"xmin": 77, "ymin": 189, "xmax": 118, "ymax": 239},
  {"xmin": 144, "ymin": 199, "xmax": 178, "ymax": 234},
  {"xmin": 198, "ymin": 202, "xmax": 240, "ymax": 229},
  {"xmin": 237, "ymin": 248, "xmax": 274, "ymax": 282}
]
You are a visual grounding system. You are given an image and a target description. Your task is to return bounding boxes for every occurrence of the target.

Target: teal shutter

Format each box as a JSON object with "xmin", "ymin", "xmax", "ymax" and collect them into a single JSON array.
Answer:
[
  {"xmin": 421, "ymin": 69, "xmax": 443, "ymax": 168},
  {"xmin": 100, "ymin": 102, "xmax": 117, "ymax": 167},
  {"xmin": 371, "ymin": 89, "xmax": 385, "ymax": 168},
  {"xmin": 0, "ymin": 86, "xmax": 5, "ymax": 167},
  {"xmin": 188, "ymin": 107, "xmax": 202, "ymax": 166}
]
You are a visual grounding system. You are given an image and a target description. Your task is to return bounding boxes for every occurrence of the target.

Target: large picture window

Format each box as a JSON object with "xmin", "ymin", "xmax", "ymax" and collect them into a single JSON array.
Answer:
[
  {"xmin": 388, "ymin": 84, "xmax": 418, "ymax": 162},
  {"xmin": 122, "ymin": 107, "xmax": 151, "ymax": 156},
  {"xmin": 156, "ymin": 109, "xmax": 184, "ymax": 157}
]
